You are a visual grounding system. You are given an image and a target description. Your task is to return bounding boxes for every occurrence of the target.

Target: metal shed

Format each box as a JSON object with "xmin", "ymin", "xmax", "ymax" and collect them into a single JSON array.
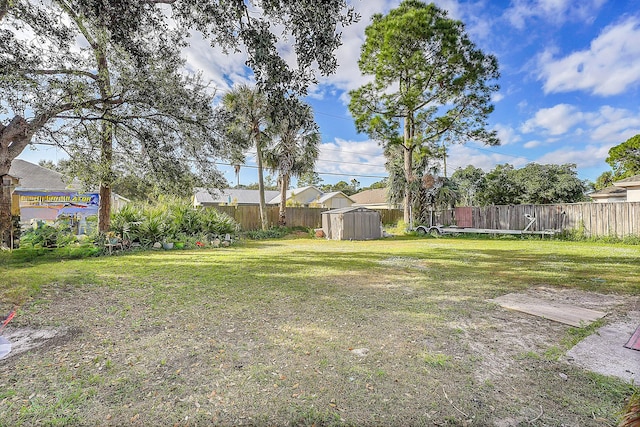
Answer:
[{"xmin": 321, "ymin": 206, "xmax": 382, "ymax": 240}]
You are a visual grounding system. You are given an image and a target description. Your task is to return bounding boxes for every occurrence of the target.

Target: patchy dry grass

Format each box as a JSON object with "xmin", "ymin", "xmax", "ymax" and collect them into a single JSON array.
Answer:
[{"xmin": 0, "ymin": 237, "xmax": 639, "ymax": 426}]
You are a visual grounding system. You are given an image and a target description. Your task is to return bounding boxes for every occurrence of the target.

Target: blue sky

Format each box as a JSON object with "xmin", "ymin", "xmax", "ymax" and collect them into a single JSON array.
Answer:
[{"xmin": 17, "ymin": 0, "xmax": 640, "ymax": 188}]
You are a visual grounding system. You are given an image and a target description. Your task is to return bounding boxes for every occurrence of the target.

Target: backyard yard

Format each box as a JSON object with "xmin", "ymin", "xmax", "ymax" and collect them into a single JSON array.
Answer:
[{"xmin": 0, "ymin": 236, "xmax": 639, "ymax": 426}]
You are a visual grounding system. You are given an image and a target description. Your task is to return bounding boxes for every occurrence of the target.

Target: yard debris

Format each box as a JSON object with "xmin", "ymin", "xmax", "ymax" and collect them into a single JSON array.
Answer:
[
  {"xmin": 349, "ymin": 347, "xmax": 369, "ymax": 357},
  {"xmin": 442, "ymin": 385, "xmax": 469, "ymax": 419}
]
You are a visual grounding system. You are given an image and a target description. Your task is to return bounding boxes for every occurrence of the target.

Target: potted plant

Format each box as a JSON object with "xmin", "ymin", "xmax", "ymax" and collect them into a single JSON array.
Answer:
[{"xmin": 106, "ymin": 231, "xmax": 119, "ymax": 245}]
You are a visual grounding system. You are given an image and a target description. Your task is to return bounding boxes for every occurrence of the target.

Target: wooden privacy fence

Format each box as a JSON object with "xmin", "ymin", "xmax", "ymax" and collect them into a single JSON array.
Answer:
[
  {"xmin": 210, "ymin": 206, "xmax": 403, "ymax": 231},
  {"xmin": 211, "ymin": 202, "xmax": 640, "ymax": 237},
  {"xmin": 452, "ymin": 202, "xmax": 640, "ymax": 238}
]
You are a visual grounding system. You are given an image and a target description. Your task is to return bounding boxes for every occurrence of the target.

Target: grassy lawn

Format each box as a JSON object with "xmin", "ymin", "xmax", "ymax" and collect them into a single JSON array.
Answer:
[{"xmin": 1, "ymin": 236, "xmax": 639, "ymax": 426}]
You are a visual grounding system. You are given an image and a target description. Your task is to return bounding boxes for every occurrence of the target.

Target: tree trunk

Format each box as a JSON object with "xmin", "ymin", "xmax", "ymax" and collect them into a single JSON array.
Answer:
[
  {"xmin": 255, "ymin": 137, "xmax": 268, "ymax": 231},
  {"xmin": 278, "ymin": 173, "xmax": 289, "ymax": 226},
  {"xmin": 402, "ymin": 113, "xmax": 415, "ymax": 226},
  {"xmin": 0, "ymin": 175, "xmax": 12, "ymax": 248},
  {"xmin": 0, "ymin": 143, "xmax": 12, "ymax": 247},
  {"xmin": 0, "ymin": 116, "xmax": 30, "ymax": 247},
  {"xmin": 95, "ymin": 37, "xmax": 114, "ymax": 234},
  {"xmin": 98, "ymin": 120, "xmax": 113, "ymax": 233}
]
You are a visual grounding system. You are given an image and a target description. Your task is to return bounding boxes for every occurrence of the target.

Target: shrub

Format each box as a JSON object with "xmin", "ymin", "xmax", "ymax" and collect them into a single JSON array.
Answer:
[
  {"xmin": 20, "ymin": 221, "xmax": 77, "ymax": 248},
  {"xmin": 245, "ymin": 227, "xmax": 290, "ymax": 240},
  {"xmin": 110, "ymin": 198, "xmax": 238, "ymax": 247}
]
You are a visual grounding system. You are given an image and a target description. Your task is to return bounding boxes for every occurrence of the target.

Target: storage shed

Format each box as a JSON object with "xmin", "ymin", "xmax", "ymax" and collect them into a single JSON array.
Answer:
[{"xmin": 321, "ymin": 206, "xmax": 382, "ymax": 240}]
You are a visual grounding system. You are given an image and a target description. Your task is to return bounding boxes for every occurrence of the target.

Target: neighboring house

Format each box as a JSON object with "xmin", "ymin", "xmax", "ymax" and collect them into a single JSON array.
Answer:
[
  {"xmin": 267, "ymin": 186, "xmax": 323, "ymax": 207},
  {"xmin": 315, "ymin": 191, "xmax": 354, "ymax": 209},
  {"xmin": 351, "ymin": 188, "xmax": 397, "ymax": 209},
  {"xmin": 193, "ymin": 188, "xmax": 279, "ymax": 207},
  {"xmin": 589, "ymin": 186, "xmax": 627, "ymax": 203},
  {"xmin": 589, "ymin": 174, "xmax": 640, "ymax": 203},
  {"xmin": 613, "ymin": 174, "xmax": 640, "ymax": 202},
  {"xmin": 194, "ymin": 186, "xmax": 354, "ymax": 209},
  {"xmin": 9, "ymin": 159, "xmax": 128, "ymax": 230}
]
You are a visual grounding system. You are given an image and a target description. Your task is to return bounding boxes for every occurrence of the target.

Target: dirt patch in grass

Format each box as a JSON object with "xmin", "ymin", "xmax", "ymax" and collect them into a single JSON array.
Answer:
[{"xmin": 1, "ymin": 241, "xmax": 638, "ymax": 426}]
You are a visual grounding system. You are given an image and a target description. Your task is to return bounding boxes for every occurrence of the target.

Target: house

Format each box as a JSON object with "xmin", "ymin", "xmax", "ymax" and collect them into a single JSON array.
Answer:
[
  {"xmin": 193, "ymin": 188, "xmax": 280, "ymax": 207},
  {"xmin": 267, "ymin": 186, "xmax": 355, "ymax": 209},
  {"xmin": 194, "ymin": 185, "xmax": 355, "ymax": 210},
  {"xmin": 351, "ymin": 188, "xmax": 397, "ymax": 209},
  {"xmin": 589, "ymin": 174, "xmax": 640, "ymax": 203},
  {"xmin": 613, "ymin": 174, "xmax": 640, "ymax": 202},
  {"xmin": 267, "ymin": 186, "xmax": 323, "ymax": 207},
  {"xmin": 315, "ymin": 191, "xmax": 354, "ymax": 209},
  {"xmin": 589, "ymin": 186, "xmax": 627, "ymax": 203},
  {"xmin": 9, "ymin": 159, "xmax": 128, "ymax": 230}
]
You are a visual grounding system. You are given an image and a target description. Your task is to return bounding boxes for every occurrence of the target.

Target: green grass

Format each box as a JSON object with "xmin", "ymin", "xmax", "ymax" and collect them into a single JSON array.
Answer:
[{"xmin": 0, "ymin": 237, "xmax": 638, "ymax": 426}]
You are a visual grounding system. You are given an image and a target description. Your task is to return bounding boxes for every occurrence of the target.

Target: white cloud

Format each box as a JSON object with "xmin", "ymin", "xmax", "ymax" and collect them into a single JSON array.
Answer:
[
  {"xmin": 182, "ymin": 32, "xmax": 251, "ymax": 95},
  {"xmin": 493, "ymin": 124, "xmax": 521, "ymax": 146},
  {"xmin": 586, "ymin": 106, "xmax": 640, "ymax": 143},
  {"xmin": 523, "ymin": 140, "xmax": 542, "ymax": 149},
  {"xmin": 535, "ymin": 144, "xmax": 611, "ymax": 168},
  {"xmin": 520, "ymin": 103, "xmax": 640, "ymax": 145},
  {"xmin": 492, "ymin": 92, "xmax": 505, "ymax": 103},
  {"xmin": 447, "ymin": 144, "xmax": 528, "ymax": 173},
  {"xmin": 504, "ymin": 0, "xmax": 606, "ymax": 30},
  {"xmin": 316, "ymin": 138, "xmax": 387, "ymax": 178},
  {"xmin": 537, "ymin": 17, "xmax": 640, "ymax": 96},
  {"xmin": 521, "ymin": 104, "xmax": 583, "ymax": 135}
]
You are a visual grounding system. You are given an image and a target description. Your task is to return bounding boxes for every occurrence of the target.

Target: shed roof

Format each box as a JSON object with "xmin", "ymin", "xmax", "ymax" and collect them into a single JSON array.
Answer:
[
  {"xmin": 9, "ymin": 159, "xmax": 81, "ymax": 191},
  {"xmin": 321, "ymin": 206, "xmax": 376, "ymax": 215}
]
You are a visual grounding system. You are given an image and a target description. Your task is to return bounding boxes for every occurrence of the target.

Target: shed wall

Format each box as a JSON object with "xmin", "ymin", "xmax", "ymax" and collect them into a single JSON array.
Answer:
[{"xmin": 323, "ymin": 209, "xmax": 382, "ymax": 240}]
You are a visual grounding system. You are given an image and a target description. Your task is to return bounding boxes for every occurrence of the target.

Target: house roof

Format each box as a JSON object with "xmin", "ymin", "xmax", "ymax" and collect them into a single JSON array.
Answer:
[
  {"xmin": 589, "ymin": 186, "xmax": 627, "ymax": 199},
  {"xmin": 317, "ymin": 191, "xmax": 354, "ymax": 203},
  {"xmin": 350, "ymin": 188, "xmax": 388, "ymax": 205},
  {"xmin": 9, "ymin": 159, "xmax": 81, "ymax": 191},
  {"xmin": 194, "ymin": 188, "xmax": 280, "ymax": 205},
  {"xmin": 613, "ymin": 174, "xmax": 640, "ymax": 187},
  {"xmin": 266, "ymin": 186, "xmax": 322, "ymax": 204}
]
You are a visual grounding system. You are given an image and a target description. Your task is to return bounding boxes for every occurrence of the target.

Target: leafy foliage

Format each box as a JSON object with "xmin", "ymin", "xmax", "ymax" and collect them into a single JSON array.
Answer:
[
  {"xmin": 264, "ymin": 99, "xmax": 320, "ymax": 225},
  {"xmin": 2, "ymin": 0, "xmax": 355, "ymax": 241},
  {"xmin": 605, "ymin": 134, "xmax": 640, "ymax": 179},
  {"xmin": 450, "ymin": 165, "xmax": 486, "ymax": 206},
  {"xmin": 220, "ymin": 85, "xmax": 272, "ymax": 230},
  {"xmin": 593, "ymin": 170, "xmax": 614, "ymax": 191},
  {"xmin": 110, "ymin": 198, "xmax": 238, "ymax": 247},
  {"xmin": 470, "ymin": 163, "xmax": 587, "ymax": 206},
  {"xmin": 20, "ymin": 223, "xmax": 73, "ymax": 249}
]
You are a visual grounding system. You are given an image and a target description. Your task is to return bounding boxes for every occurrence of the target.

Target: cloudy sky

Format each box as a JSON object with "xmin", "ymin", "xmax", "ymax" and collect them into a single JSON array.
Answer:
[{"xmin": 18, "ymin": 0, "xmax": 640, "ymax": 188}]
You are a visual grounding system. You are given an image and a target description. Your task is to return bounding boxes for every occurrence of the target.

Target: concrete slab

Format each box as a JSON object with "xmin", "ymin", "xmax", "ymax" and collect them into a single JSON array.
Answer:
[{"xmin": 565, "ymin": 314, "xmax": 640, "ymax": 384}]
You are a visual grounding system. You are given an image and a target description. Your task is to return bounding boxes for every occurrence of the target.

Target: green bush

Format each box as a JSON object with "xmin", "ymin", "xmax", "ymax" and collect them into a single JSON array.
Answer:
[
  {"xmin": 245, "ymin": 227, "xmax": 290, "ymax": 240},
  {"xmin": 110, "ymin": 197, "xmax": 238, "ymax": 247},
  {"xmin": 20, "ymin": 221, "xmax": 77, "ymax": 248}
]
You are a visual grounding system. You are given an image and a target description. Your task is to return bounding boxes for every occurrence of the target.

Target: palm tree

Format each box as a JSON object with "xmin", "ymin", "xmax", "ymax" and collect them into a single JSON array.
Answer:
[
  {"xmin": 264, "ymin": 101, "xmax": 320, "ymax": 226},
  {"xmin": 222, "ymin": 85, "xmax": 271, "ymax": 230}
]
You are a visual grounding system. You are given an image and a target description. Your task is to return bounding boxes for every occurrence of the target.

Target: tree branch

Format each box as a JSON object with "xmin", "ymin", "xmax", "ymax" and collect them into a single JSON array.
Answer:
[{"xmin": 22, "ymin": 68, "xmax": 99, "ymax": 80}]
